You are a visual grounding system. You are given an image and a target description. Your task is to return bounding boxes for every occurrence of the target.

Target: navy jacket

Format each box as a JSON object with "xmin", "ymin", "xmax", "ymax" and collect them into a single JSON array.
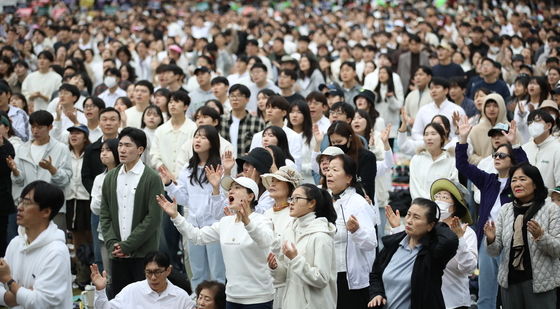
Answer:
[{"xmin": 455, "ymin": 143, "xmax": 528, "ymax": 246}]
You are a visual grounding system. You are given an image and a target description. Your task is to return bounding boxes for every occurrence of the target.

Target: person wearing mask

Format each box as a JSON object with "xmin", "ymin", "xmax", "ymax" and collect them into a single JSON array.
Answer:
[
  {"xmin": 157, "ymin": 176, "xmax": 275, "ymax": 308},
  {"xmin": 514, "ymin": 76, "xmax": 551, "ymax": 143},
  {"xmin": 484, "ymin": 163, "xmax": 560, "ymax": 308},
  {"xmin": 455, "ymin": 115, "xmax": 527, "ymax": 309},
  {"xmin": 98, "ymin": 68, "xmax": 127, "ymax": 108},
  {"xmin": 368, "ymin": 198, "xmax": 459, "ymax": 308},
  {"xmin": 326, "ymin": 154, "xmax": 378, "ymax": 309},
  {"xmin": 267, "ymin": 184, "xmax": 337, "ymax": 309},
  {"xmin": 403, "ymin": 66, "xmax": 433, "ymax": 125},
  {"xmin": 125, "ymin": 80, "xmax": 154, "ymax": 128}
]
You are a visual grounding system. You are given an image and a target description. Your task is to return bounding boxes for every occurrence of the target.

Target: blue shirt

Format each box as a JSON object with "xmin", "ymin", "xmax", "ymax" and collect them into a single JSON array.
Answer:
[{"xmin": 383, "ymin": 235, "xmax": 422, "ymax": 309}]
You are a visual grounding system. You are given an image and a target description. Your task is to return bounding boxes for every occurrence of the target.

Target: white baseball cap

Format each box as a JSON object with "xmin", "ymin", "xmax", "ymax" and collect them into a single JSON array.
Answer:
[{"xmin": 221, "ymin": 176, "xmax": 259, "ymax": 197}]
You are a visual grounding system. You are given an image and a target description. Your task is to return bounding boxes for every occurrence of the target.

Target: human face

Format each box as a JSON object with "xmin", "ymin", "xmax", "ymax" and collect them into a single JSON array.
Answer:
[
  {"xmin": 414, "ymin": 69, "xmax": 431, "ymax": 89},
  {"xmin": 319, "ymin": 156, "xmax": 331, "ymax": 175},
  {"xmin": 289, "ymin": 106, "xmax": 304, "ymax": 127},
  {"xmin": 120, "ymin": 66, "xmax": 129, "ymax": 81},
  {"xmin": 289, "ymin": 187, "xmax": 314, "ymax": 218},
  {"xmin": 99, "ymin": 111, "xmax": 120, "ymax": 135},
  {"xmin": 58, "ymin": 89, "xmax": 76, "ymax": 107},
  {"xmin": 339, "ymin": 64, "xmax": 355, "ymax": 83},
  {"xmin": 490, "ymin": 133, "xmax": 508, "ymax": 149},
  {"xmin": 9, "ymin": 95, "xmax": 24, "ymax": 110},
  {"xmin": 328, "ymin": 108, "xmax": 349, "ymax": 123},
  {"xmin": 266, "ymin": 105, "xmax": 286, "ymax": 124},
  {"xmin": 193, "ymin": 129, "xmax": 211, "ymax": 154},
  {"xmin": 0, "ymin": 123, "xmax": 8, "ymax": 138},
  {"xmin": 262, "ymin": 129, "xmax": 278, "ymax": 147},
  {"xmin": 548, "ymin": 69, "xmax": 560, "ymax": 86},
  {"xmin": 437, "ymin": 47, "xmax": 450, "ymax": 61},
  {"xmin": 17, "ymin": 189, "xmax": 51, "ymax": 228},
  {"xmin": 211, "ymin": 82, "xmax": 228, "ymax": 99},
  {"xmin": 268, "ymin": 177, "xmax": 290, "ymax": 200},
  {"xmin": 355, "ymin": 97, "xmax": 369, "ymax": 111},
  {"xmin": 118, "ymin": 135, "xmax": 144, "ymax": 164},
  {"xmin": 527, "ymin": 80, "xmax": 541, "ymax": 97},
  {"xmin": 429, "ymin": 84, "xmax": 448, "ymax": 102},
  {"xmin": 196, "ymin": 72, "xmax": 211, "ymax": 87},
  {"xmin": 168, "ymin": 98, "xmax": 187, "ymax": 117},
  {"xmin": 484, "ymin": 101, "xmax": 499, "ymax": 122},
  {"xmin": 143, "ymin": 109, "xmax": 162, "ymax": 129},
  {"xmin": 480, "ymin": 60, "xmax": 494, "ymax": 77},
  {"xmin": 153, "ymin": 94, "xmax": 168, "ymax": 112},
  {"xmin": 278, "ymin": 72, "xmax": 294, "ymax": 90},
  {"xmin": 329, "ymin": 133, "xmax": 349, "ymax": 149},
  {"xmin": 31, "ymin": 124, "xmax": 51, "ymax": 141},
  {"xmin": 299, "ymin": 57, "xmax": 310, "ymax": 71},
  {"xmin": 448, "ymin": 86, "xmax": 464, "ymax": 101},
  {"xmin": 195, "ymin": 113, "xmax": 218, "ymax": 127},
  {"xmin": 68, "ymin": 130, "xmax": 87, "ymax": 148},
  {"xmin": 493, "ymin": 145, "xmax": 513, "ymax": 172},
  {"xmin": 100, "ymin": 144, "xmax": 116, "ymax": 167},
  {"xmin": 37, "ymin": 55, "xmax": 51, "ymax": 71},
  {"xmin": 351, "ymin": 113, "xmax": 367, "ymax": 135},
  {"xmin": 250, "ymin": 68, "xmax": 267, "ymax": 84},
  {"xmin": 144, "ymin": 261, "xmax": 171, "ymax": 293},
  {"xmin": 228, "ymin": 181, "xmax": 254, "ymax": 205},
  {"xmin": 409, "ymin": 40, "xmax": 421, "ymax": 53},
  {"xmin": 511, "ymin": 168, "xmax": 536, "ymax": 203},
  {"xmin": 197, "ymin": 288, "xmax": 217, "ymax": 309},
  {"xmin": 474, "ymin": 91, "xmax": 487, "ymax": 111},
  {"xmin": 423, "ymin": 126, "xmax": 443, "ymax": 151},
  {"xmin": 114, "ymin": 99, "xmax": 128, "ymax": 113},
  {"xmin": 514, "ymin": 81, "xmax": 527, "ymax": 97},
  {"xmin": 229, "ymin": 90, "xmax": 248, "ymax": 111},
  {"xmin": 378, "ymin": 68, "xmax": 389, "ymax": 83},
  {"xmin": 134, "ymin": 85, "xmax": 151, "ymax": 105},
  {"xmin": 307, "ymin": 99, "xmax": 326, "ymax": 122},
  {"xmin": 326, "ymin": 158, "xmax": 352, "ymax": 194},
  {"xmin": 404, "ymin": 204, "xmax": 435, "ymax": 239}
]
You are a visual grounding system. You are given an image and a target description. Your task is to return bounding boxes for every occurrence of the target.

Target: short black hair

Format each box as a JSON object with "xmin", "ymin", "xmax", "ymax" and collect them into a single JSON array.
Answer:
[
  {"xmin": 59, "ymin": 83, "xmax": 81, "ymax": 100},
  {"xmin": 411, "ymin": 197, "xmax": 440, "ymax": 224},
  {"xmin": 85, "ymin": 96, "xmax": 106, "ymax": 110},
  {"xmin": 105, "ymin": 67, "xmax": 121, "ymax": 78},
  {"xmin": 14, "ymin": 60, "xmax": 29, "ymax": 69},
  {"xmin": 528, "ymin": 109, "xmax": 555, "ymax": 134},
  {"xmin": 279, "ymin": 69, "xmax": 298, "ymax": 81},
  {"xmin": 449, "ymin": 76, "xmax": 467, "ymax": 89},
  {"xmin": 0, "ymin": 82, "xmax": 11, "ymax": 95},
  {"xmin": 416, "ymin": 65, "xmax": 433, "ymax": 76},
  {"xmin": 118, "ymin": 127, "xmax": 147, "ymax": 149},
  {"xmin": 170, "ymin": 91, "xmax": 191, "ymax": 106},
  {"xmin": 250, "ymin": 62, "xmax": 268, "ymax": 72},
  {"xmin": 229, "ymin": 84, "xmax": 251, "ymax": 98},
  {"xmin": 196, "ymin": 106, "xmax": 222, "ymax": 130},
  {"xmin": 37, "ymin": 50, "xmax": 54, "ymax": 62},
  {"xmin": 99, "ymin": 107, "xmax": 121, "ymax": 121},
  {"xmin": 144, "ymin": 251, "xmax": 171, "ymax": 269},
  {"xmin": 29, "ymin": 110, "xmax": 54, "ymax": 126},
  {"xmin": 509, "ymin": 163, "xmax": 548, "ymax": 205},
  {"xmin": 20, "ymin": 181, "xmax": 65, "ymax": 220},
  {"xmin": 266, "ymin": 95, "xmax": 290, "ymax": 113},
  {"xmin": 211, "ymin": 76, "xmax": 229, "ymax": 86},
  {"xmin": 430, "ymin": 76, "xmax": 450, "ymax": 89},
  {"xmin": 134, "ymin": 80, "xmax": 154, "ymax": 95},
  {"xmin": 330, "ymin": 102, "xmax": 355, "ymax": 119}
]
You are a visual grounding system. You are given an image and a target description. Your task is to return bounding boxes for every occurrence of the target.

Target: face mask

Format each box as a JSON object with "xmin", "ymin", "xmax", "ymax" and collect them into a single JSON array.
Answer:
[
  {"xmin": 334, "ymin": 144, "xmax": 349, "ymax": 153},
  {"xmin": 528, "ymin": 122, "xmax": 545, "ymax": 138},
  {"xmin": 435, "ymin": 200, "xmax": 452, "ymax": 220},
  {"xmin": 104, "ymin": 76, "xmax": 117, "ymax": 88}
]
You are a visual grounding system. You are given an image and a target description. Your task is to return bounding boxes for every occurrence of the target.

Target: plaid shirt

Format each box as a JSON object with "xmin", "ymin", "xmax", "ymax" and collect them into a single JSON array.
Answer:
[{"xmin": 220, "ymin": 111, "xmax": 265, "ymax": 156}]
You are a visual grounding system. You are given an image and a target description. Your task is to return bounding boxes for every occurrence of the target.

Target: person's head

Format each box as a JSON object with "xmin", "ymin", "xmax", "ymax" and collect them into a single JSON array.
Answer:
[
  {"xmin": 262, "ymin": 126, "xmax": 293, "ymax": 161},
  {"xmin": 329, "ymin": 102, "xmax": 355, "ymax": 123},
  {"xmin": 250, "ymin": 63, "xmax": 268, "ymax": 85},
  {"xmin": 99, "ymin": 107, "xmax": 121, "ymax": 136},
  {"xmin": 221, "ymin": 176, "xmax": 259, "ymax": 208},
  {"xmin": 325, "ymin": 86, "xmax": 345, "ymax": 107},
  {"xmin": 474, "ymin": 88, "xmax": 492, "ymax": 112},
  {"xmin": 413, "ymin": 66, "xmax": 433, "ymax": 90},
  {"xmin": 351, "ymin": 109, "xmax": 373, "ymax": 139},
  {"xmin": 153, "ymin": 88, "xmax": 171, "ymax": 113},
  {"xmin": 134, "ymin": 80, "xmax": 154, "ymax": 105},
  {"xmin": 527, "ymin": 76, "xmax": 550, "ymax": 103},
  {"xmin": 527, "ymin": 109, "xmax": 555, "ymax": 139},
  {"xmin": 120, "ymin": 63, "xmax": 137, "ymax": 82},
  {"xmin": 143, "ymin": 251, "xmax": 172, "ymax": 293},
  {"xmin": 37, "ymin": 50, "xmax": 54, "ymax": 71},
  {"xmin": 104, "ymin": 67, "xmax": 121, "ymax": 89},
  {"xmin": 328, "ymin": 120, "xmax": 362, "ymax": 157},
  {"xmin": 547, "ymin": 67, "xmax": 560, "ymax": 87},
  {"xmin": 423, "ymin": 122, "xmax": 446, "ymax": 152},
  {"xmin": 287, "ymin": 100, "xmax": 313, "ymax": 144},
  {"xmin": 510, "ymin": 163, "xmax": 548, "ymax": 204},
  {"xmin": 100, "ymin": 138, "xmax": 120, "ymax": 168},
  {"xmin": 58, "ymin": 83, "xmax": 80, "ymax": 106},
  {"xmin": 195, "ymin": 66, "xmax": 212, "ymax": 87},
  {"xmin": 299, "ymin": 53, "xmax": 320, "ymax": 77},
  {"xmin": 480, "ymin": 57, "xmax": 498, "ymax": 78},
  {"xmin": 317, "ymin": 146, "xmax": 344, "ymax": 177},
  {"xmin": 236, "ymin": 147, "xmax": 273, "ymax": 178},
  {"xmin": 289, "ymin": 184, "xmax": 337, "ymax": 223},
  {"xmin": 29, "ymin": 110, "xmax": 53, "ymax": 141},
  {"xmin": 265, "ymin": 95, "xmax": 290, "ymax": 124},
  {"xmin": 9, "ymin": 93, "xmax": 28, "ymax": 113},
  {"xmin": 141, "ymin": 105, "xmax": 164, "ymax": 130},
  {"xmin": 195, "ymin": 106, "xmax": 221, "ymax": 130},
  {"xmin": 491, "ymin": 142, "xmax": 517, "ymax": 173},
  {"xmin": 195, "ymin": 281, "xmax": 226, "ymax": 309},
  {"xmin": 67, "ymin": 124, "xmax": 90, "ymax": 152},
  {"xmin": 353, "ymin": 88, "xmax": 376, "ymax": 111},
  {"xmin": 0, "ymin": 82, "xmax": 11, "ymax": 106},
  {"xmin": 257, "ymin": 88, "xmax": 277, "ymax": 120},
  {"xmin": 168, "ymin": 91, "xmax": 190, "ymax": 117},
  {"xmin": 430, "ymin": 179, "xmax": 472, "ymax": 224},
  {"xmin": 326, "ymin": 154, "xmax": 357, "ymax": 195},
  {"xmin": 115, "ymin": 96, "xmax": 133, "ymax": 113},
  {"xmin": 192, "ymin": 125, "xmax": 220, "ymax": 157},
  {"xmin": 482, "ymin": 93, "xmax": 505, "ymax": 124},
  {"xmin": 513, "ymin": 75, "xmax": 530, "ymax": 98},
  {"xmin": 409, "ymin": 34, "xmax": 422, "ymax": 54},
  {"xmin": 448, "ymin": 77, "xmax": 467, "ymax": 102},
  {"xmin": 278, "ymin": 69, "xmax": 298, "ymax": 90},
  {"xmin": 429, "ymin": 77, "xmax": 450, "ymax": 103},
  {"xmin": 262, "ymin": 166, "xmax": 302, "ymax": 201},
  {"xmin": 306, "ymin": 91, "xmax": 329, "ymax": 122},
  {"xmin": 436, "ymin": 43, "xmax": 453, "ymax": 62},
  {"xmin": 82, "ymin": 96, "xmax": 105, "ymax": 121},
  {"xmin": 18, "ymin": 181, "xmax": 65, "ymax": 227},
  {"xmin": 339, "ymin": 61, "xmax": 358, "ymax": 83},
  {"xmin": 211, "ymin": 76, "xmax": 229, "ymax": 99},
  {"xmin": 487, "ymin": 122, "xmax": 510, "ymax": 150},
  {"xmin": 430, "ymin": 115, "xmax": 451, "ymax": 139},
  {"xmin": 405, "ymin": 198, "xmax": 440, "ymax": 239},
  {"xmin": 228, "ymin": 84, "xmax": 251, "ymax": 111},
  {"xmin": 117, "ymin": 127, "xmax": 147, "ymax": 164}
]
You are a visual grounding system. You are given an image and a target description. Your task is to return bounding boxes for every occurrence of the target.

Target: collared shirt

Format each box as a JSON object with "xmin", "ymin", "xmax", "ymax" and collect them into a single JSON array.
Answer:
[
  {"xmin": 94, "ymin": 279, "xmax": 195, "ymax": 309},
  {"xmin": 98, "ymin": 87, "xmax": 127, "ymax": 108},
  {"xmin": 316, "ymin": 116, "xmax": 331, "ymax": 135},
  {"xmin": 383, "ymin": 235, "xmax": 421, "ymax": 309},
  {"xmin": 116, "ymin": 160, "xmax": 145, "ymax": 241},
  {"xmin": 220, "ymin": 111, "xmax": 265, "ymax": 156},
  {"xmin": 411, "ymin": 99, "xmax": 466, "ymax": 140},
  {"xmin": 150, "ymin": 118, "xmax": 197, "ymax": 177}
]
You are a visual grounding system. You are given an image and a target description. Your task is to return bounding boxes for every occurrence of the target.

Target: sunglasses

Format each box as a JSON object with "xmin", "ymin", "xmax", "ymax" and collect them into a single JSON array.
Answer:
[{"xmin": 492, "ymin": 152, "xmax": 510, "ymax": 160}]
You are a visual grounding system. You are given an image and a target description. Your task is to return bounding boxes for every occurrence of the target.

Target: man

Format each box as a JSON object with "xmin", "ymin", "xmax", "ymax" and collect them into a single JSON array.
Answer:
[
  {"xmin": 188, "ymin": 66, "xmax": 215, "ymax": 119},
  {"xmin": 133, "ymin": 41, "xmax": 153, "ymax": 81},
  {"xmin": 522, "ymin": 110, "xmax": 560, "ymax": 189},
  {"xmin": 397, "ymin": 34, "xmax": 429, "ymax": 91},
  {"xmin": 53, "ymin": 26, "xmax": 73, "ymax": 51},
  {"xmin": 125, "ymin": 80, "xmax": 154, "ymax": 128},
  {"xmin": 98, "ymin": 68, "xmax": 127, "ymax": 108},
  {"xmin": 50, "ymin": 83, "xmax": 87, "ymax": 142},
  {"xmin": 21, "ymin": 51, "xmax": 62, "ymax": 111},
  {"xmin": 211, "ymin": 76, "xmax": 231, "ymax": 113},
  {"xmin": 220, "ymin": 84, "xmax": 265, "ymax": 157},
  {"xmin": 100, "ymin": 127, "xmax": 163, "ymax": 296},
  {"xmin": 247, "ymin": 63, "xmax": 280, "ymax": 114},
  {"xmin": 404, "ymin": 66, "xmax": 433, "ymax": 124},
  {"xmin": 227, "ymin": 55, "xmax": 250, "ymax": 86},
  {"xmin": 250, "ymin": 95, "xmax": 303, "ymax": 165},
  {"xmin": 411, "ymin": 77, "xmax": 466, "ymax": 140},
  {"xmin": 245, "ymin": 39, "xmax": 274, "ymax": 80},
  {"xmin": 449, "ymin": 77, "xmax": 477, "ymax": 118},
  {"xmin": 163, "ymin": 65, "xmax": 188, "ymax": 93},
  {"xmin": 91, "ymin": 251, "xmax": 195, "ymax": 308},
  {"xmin": 306, "ymin": 91, "xmax": 331, "ymax": 134},
  {"xmin": 323, "ymin": 85, "xmax": 345, "ymax": 108},
  {"xmin": 0, "ymin": 82, "xmax": 28, "ymax": 141},
  {"xmin": 432, "ymin": 42, "xmax": 465, "ymax": 80},
  {"xmin": 277, "ymin": 69, "xmax": 305, "ymax": 104},
  {"xmin": 0, "ymin": 181, "xmax": 72, "ymax": 308},
  {"xmin": 468, "ymin": 26, "xmax": 489, "ymax": 56},
  {"xmin": 467, "ymin": 58, "xmax": 510, "ymax": 101}
]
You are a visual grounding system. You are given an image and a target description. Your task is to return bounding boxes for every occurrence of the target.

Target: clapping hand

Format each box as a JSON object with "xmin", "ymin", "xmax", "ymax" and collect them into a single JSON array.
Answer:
[
  {"xmin": 90, "ymin": 264, "xmax": 107, "ymax": 291},
  {"xmin": 346, "ymin": 215, "xmax": 360, "ymax": 233},
  {"xmin": 527, "ymin": 219, "xmax": 544, "ymax": 240},
  {"xmin": 484, "ymin": 220, "xmax": 496, "ymax": 244},
  {"xmin": 282, "ymin": 241, "xmax": 298, "ymax": 260},
  {"xmin": 385, "ymin": 205, "xmax": 401, "ymax": 228},
  {"xmin": 368, "ymin": 295, "xmax": 387, "ymax": 307},
  {"xmin": 156, "ymin": 194, "xmax": 179, "ymax": 219},
  {"xmin": 231, "ymin": 198, "xmax": 251, "ymax": 225},
  {"xmin": 381, "ymin": 124, "xmax": 392, "ymax": 150},
  {"xmin": 6, "ymin": 156, "xmax": 17, "ymax": 174},
  {"xmin": 221, "ymin": 150, "xmax": 235, "ymax": 176},
  {"xmin": 449, "ymin": 217, "xmax": 467, "ymax": 238},
  {"xmin": 313, "ymin": 124, "xmax": 323, "ymax": 151}
]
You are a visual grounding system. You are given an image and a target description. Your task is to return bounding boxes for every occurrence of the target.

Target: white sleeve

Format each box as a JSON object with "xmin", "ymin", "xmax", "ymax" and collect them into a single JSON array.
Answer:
[
  {"xmin": 165, "ymin": 166, "xmax": 190, "ymax": 206},
  {"xmin": 171, "ymin": 214, "xmax": 221, "ymax": 245},
  {"xmin": 376, "ymin": 149, "xmax": 394, "ymax": 177},
  {"xmin": 90, "ymin": 175, "xmax": 103, "ymax": 216},
  {"xmin": 245, "ymin": 215, "xmax": 274, "ymax": 249},
  {"xmin": 349, "ymin": 201, "xmax": 378, "ymax": 251}
]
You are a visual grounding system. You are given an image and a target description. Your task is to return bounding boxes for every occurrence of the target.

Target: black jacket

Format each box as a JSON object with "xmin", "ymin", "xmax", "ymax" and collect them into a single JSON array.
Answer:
[
  {"xmin": 81, "ymin": 137, "xmax": 105, "ymax": 194},
  {"xmin": 357, "ymin": 147, "xmax": 377, "ymax": 202},
  {"xmin": 0, "ymin": 139, "xmax": 15, "ymax": 215},
  {"xmin": 369, "ymin": 223, "xmax": 458, "ymax": 309}
]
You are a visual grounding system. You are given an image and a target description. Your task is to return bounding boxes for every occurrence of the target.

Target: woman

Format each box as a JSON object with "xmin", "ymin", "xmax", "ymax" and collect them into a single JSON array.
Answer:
[
  {"xmin": 374, "ymin": 66, "xmax": 403, "ymax": 141},
  {"xmin": 368, "ymin": 198, "xmax": 459, "ymax": 308},
  {"xmin": 193, "ymin": 106, "xmax": 233, "ymax": 156},
  {"xmin": 298, "ymin": 53, "xmax": 325, "ymax": 98},
  {"xmin": 506, "ymin": 75, "xmax": 530, "ymax": 121},
  {"xmin": 257, "ymin": 89, "xmax": 277, "ymax": 123},
  {"xmin": 159, "ymin": 125, "xmax": 226, "ymax": 290},
  {"xmin": 327, "ymin": 154, "xmax": 378, "ymax": 309},
  {"xmin": 157, "ymin": 176, "xmax": 275, "ymax": 308},
  {"xmin": 287, "ymin": 101, "xmax": 315, "ymax": 183},
  {"xmin": 153, "ymin": 88, "xmax": 171, "ymax": 121},
  {"xmin": 323, "ymin": 121, "xmax": 377, "ymax": 202},
  {"xmin": 9, "ymin": 93, "xmax": 29, "ymax": 115},
  {"xmin": 408, "ymin": 122, "xmax": 458, "ymax": 199},
  {"xmin": 515, "ymin": 76, "xmax": 551, "ymax": 143},
  {"xmin": 114, "ymin": 96, "xmax": 133, "ymax": 128},
  {"xmin": 0, "ymin": 114, "xmax": 15, "ymax": 256},
  {"xmin": 260, "ymin": 126, "xmax": 295, "ymax": 167},
  {"xmin": 140, "ymin": 105, "xmax": 164, "ymax": 169},
  {"xmin": 468, "ymin": 93, "xmax": 510, "ymax": 165},
  {"xmin": 312, "ymin": 146, "xmax": 344, "ymax": 188},
  {"xmin": 196, "ymin": 280, "xmax": 226, "ymax": 309},
  {"xmin": 233, "ymin": 147, "xmax": 275, "ymax": 214},
  {"xmin": 65, "ymin": 125, "xmax": 92, "ymax": 287},
  {"xmin": 484, "ymin": 163, "xmax": 560, "ymax": 308},
  {"xmin": 267, "ymin": 184, "xmax": 337, "ymax": 309},
  {"xmin": 353, "ymin": 89, "xmax": 384, "ymax": 134},
  {"xmin": 398, "ymin": 112, "xmax": 456, "ymax": 156},
  {"xmin": 455, "ymin": 115, "xmax": 528, "ymax": 309}
]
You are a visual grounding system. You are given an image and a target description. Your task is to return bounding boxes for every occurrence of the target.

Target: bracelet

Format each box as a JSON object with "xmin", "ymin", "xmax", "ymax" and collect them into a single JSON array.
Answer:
[{"xmin": 6, "ymin": 279, "xmax": 15, "ymax": 290}]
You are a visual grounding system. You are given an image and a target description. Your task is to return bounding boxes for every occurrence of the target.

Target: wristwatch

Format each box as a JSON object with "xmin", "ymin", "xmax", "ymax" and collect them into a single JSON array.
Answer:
[{"xmin": 6, "ymin": 279, "xmax": 15, "ymax": 290}]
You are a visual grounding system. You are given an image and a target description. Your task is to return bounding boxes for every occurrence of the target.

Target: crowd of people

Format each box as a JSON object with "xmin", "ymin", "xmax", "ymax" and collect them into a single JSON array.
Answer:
[{"xmin": 0, "ymin": 0, "xmax": 560, "ymax": 308}]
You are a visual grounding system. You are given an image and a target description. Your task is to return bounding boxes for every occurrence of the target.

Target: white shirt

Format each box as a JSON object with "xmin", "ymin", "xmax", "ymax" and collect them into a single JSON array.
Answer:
[
  {"xmin": 411, "ymin": 99, "xmax": 466, "ymax": 140},
  {"xmin": 98, "ymin": 87, "xmax": 127, "ymax": 108},
  {"xmin": 21, "ymin": 70, "xmax": 62, "ymax": 111},
  {"xmin": 91, "ymin": 172, "xmax": 107, "ymax": 241},
  {"xmin": 230, "ymin": 115, "xmax": 241, "ymax": 157},
  {"xmin": 150, "ymin": 118, "xmax": 197, "ymax": 177},
  {"xmin": 315, "ymin": 116, "xmax": 331, "ymax": 134},
  {"xmin": 490, "ymin": 177, "xmax": 509, "ymax": 221},
  {"xmin": 94, "ymin": 279, "xmax": 195, "ymax": 309},
  {"xmin": 30, "ymin": 143, "xmax": 48, "ymax": 164},
  {"xmin": 65, "ymin": 152, "xmax": 90, "ymax": 200},
  {"xmin": 116, "ymin": 160, "xmax": 145, "ymax": 241},
  {"xmin": 125, "ymin": 106, "xmax": 145, "ymax": 129}
]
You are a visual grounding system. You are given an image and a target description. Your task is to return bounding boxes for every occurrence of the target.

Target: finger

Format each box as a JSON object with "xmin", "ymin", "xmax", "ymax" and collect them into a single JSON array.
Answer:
[{"xmin": 395, "ymin": 209, "xmax": 400, "ymax": 217}]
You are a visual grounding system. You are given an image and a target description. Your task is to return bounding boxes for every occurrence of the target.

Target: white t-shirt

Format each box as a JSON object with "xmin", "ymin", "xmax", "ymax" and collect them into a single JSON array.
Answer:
[
  {"xmin": 490, "ymin": 177, "xmax": 509, "ymax": 221},
  {"xmin": 30, "ymin": 143, "xmax": 48, "ymax": 164},
  {"xmin": 229, "ymin": 115, "xmax": 241, "ymax": 157}
]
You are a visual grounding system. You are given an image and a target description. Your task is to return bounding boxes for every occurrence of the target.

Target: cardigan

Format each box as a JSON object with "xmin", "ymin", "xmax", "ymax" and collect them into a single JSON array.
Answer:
[{"xmin": 100, "ymin": 163, "xmax": 163, "ymax": 258}]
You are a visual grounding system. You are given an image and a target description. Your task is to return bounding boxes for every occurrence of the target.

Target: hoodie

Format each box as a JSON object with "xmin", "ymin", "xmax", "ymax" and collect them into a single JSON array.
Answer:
[
  {"xmin": 467, "ymin": 93, "xmax": 508, "ymax": 165},
  {"xmin": 0, "ymin": 222, "xmax": 72, "ymax": 309},
  {"xmin": 271, "ymin": 212, "xmax": 338, "ymax": 309}
]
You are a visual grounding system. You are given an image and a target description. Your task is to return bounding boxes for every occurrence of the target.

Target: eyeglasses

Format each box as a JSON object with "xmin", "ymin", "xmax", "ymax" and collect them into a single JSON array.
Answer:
[
  {"xmin": 434, "ymin": 192, "xmax": 453, "ymax": 201},
  {"xmin": 492, "ymin": 152, "xmax": 510, "ymax": 160},
  {"xmin": 287, "ymin": 196, "xmax": 311, "ymax": 204},
  {"xmin": 329, "ymin": 110, "xmax": 345, "ymax": 116},
  {"xmin": 83, "ymin": 104, "xmax": 97, "ymax": 110},
  {"xmin": 144, "ymin": 268, "xmax": 167, "ymax": 277}
]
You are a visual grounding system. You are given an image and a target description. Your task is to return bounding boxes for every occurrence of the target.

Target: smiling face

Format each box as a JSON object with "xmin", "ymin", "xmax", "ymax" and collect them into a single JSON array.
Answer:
[{"xmin": 511, "ymin": 168, "xmax": 536, "ymax": 203}]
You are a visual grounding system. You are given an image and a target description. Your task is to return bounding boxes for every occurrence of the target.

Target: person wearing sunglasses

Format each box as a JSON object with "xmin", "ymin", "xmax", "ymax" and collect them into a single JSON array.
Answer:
[{"xmin": 455, "ymin": 115, "xmax": 528, "ymax": 309}]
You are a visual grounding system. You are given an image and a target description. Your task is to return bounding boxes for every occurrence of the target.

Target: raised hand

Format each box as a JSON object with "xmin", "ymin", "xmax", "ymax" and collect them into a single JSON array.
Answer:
[
  {"xmin": 503, "ymin": 120, "xmax": 517, "ymax": 144},
  {"xmin": 399, "ymin": 108, "xmax": 409, "ymax": 132},
  {"xmin": 449, "ymin": 217, "xmax": 467, "ymax": 238},
  {"xmin": 381, "ymin": 124, "xmax": 392, "ymax": 150},
  {"xmin": 346, "ymin": 215, "xmax": 360, "ymax": 233},
  {"xmin": 244, "ymin": 166, "xmax": 260, "ymax": 184},
  {"xmin": 90, "ymin": 264, "xmax": 107, "ymax": 291},
  {"xmin": 158, "ymin": 165, "xmax": 176, "ymax": 185},
  {"xmin": 452, "ymin": 111, "xmax": 461, "ymax": 130},
  {"xmin": 457, "ymin": 115, "xmax": 472, "ymax": 143},
  {"xmin": 156, "ymin": 194, "xmax": 179, "ymax": 219},
  {"xmin": 282, "ymin": 241, "xmax": 298, "ymax": 260},
  {"xmin": 368, "ymin": 295, "xmax": 387, "ymax": 308},
  {"xmin": 232, "ymin": 198, "xmax": 251, "ymax": 225},
  {"xmin": 385, "ymin": 205, "xmax": 401, "ymax": 228},
  {"xmin": 205, "ymin": 164, "xmax": 224, "ymax": 189},
  {"xmin": 313, "ymin": 124, "xmax": 323, "ymax": 151},
  {"xmin": 221, "ymin": 150, "xmax": 235, "ymax": 175},
  {"xmin": 38, "ymin": 156, "xmax": 56, "ymax": 174},
  {"xmin": 484, "ymin": 220, "xmax": 496, "ymax": 244},
  {"xmin": 267, "ymin": 252, "xmax": 278, "ymax": 269}
]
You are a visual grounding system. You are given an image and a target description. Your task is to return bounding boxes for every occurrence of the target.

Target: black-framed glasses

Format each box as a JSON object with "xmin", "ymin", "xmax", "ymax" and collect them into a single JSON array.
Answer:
[
  {"xmin": 287, "ymin": 196, "xmax": 311, "ymax": 204},
  {"xmin": 144, "ymin": 268, "xmax": 167, "ymax": 277},
  {"xmin": 492, "ymin": 152, "xmax": 510, "ymax": 160}
]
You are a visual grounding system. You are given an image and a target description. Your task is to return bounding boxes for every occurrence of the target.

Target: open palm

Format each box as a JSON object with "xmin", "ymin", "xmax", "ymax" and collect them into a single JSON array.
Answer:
[
  {"xmin": 90, "ymin": 264, "xmax": 107, "ymax": 291},
  {"xmin": 205, "ymin": 165, "xmax": 224, "ymax": 188},
  {"xmin": 457, "ymin": 115, "xmax": 472, "ymax": 141},
  {"xmin": 156, "ymin": 194, "xmax": 179, "ymax": 219}
]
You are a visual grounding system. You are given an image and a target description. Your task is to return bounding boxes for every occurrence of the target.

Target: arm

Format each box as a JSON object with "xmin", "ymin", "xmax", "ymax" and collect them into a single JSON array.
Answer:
[
  {"xmin": 349, "ymin": 200, "xmax": 378, "ymax": 251},
  {"xmin": 90, "ymin": 174, "xmax": 103, "ymax": 216},
  {"xmin": 486, "ymin": 206, "xmax": 505, "ymax": 256},
  {"xmin": 288, "ymin": 234, "xmax": 334, "ymax": 288},
  {"xmin": 170, "ymin": 214, "xmax": 221, "ymax": 245},
  {"xmin": 358, "ymin": 151, "xmax": 377, "ymax": 204},
  {"xmin": 452, "ymin": 227, "xmax": 479, "ymax": 275},
  {"xmin": 245, "ymin": 215, "xmax": 274, "ymax": 249},
  {"xmin": 376, "ymin": 149, "xmax": 394, "ymax": 177},
  {"xmin": 149, "ymin": 130, "xmax": 163, "ymax": 170},
  {"xmin": 455, "ymin": 143, "xmax": 492, "ymax": 189},
  {"xmin": 396, "ymin": 131, "xmax": 422, "ymax": 156},
  {"xmin": 386, "ymin": 94, "xmax": 403, "ymax": 112},
  {"xmin": 11, "ymin": 112, "xmax": 29, "ymax": 142},
  {"xmin": 429, "ymin": 223, "xmax": 459, "ymax": 269},
  {"xmin": 100, "ymin": 176, "xmax": 120, "ymax": 251},
  {"xmin": 534, "ymin": 205, "xmax": 560, "ymax": 258},
  {"xmin": 165, "ymin": 167, "xmax": 190, "ymax": 206}
]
